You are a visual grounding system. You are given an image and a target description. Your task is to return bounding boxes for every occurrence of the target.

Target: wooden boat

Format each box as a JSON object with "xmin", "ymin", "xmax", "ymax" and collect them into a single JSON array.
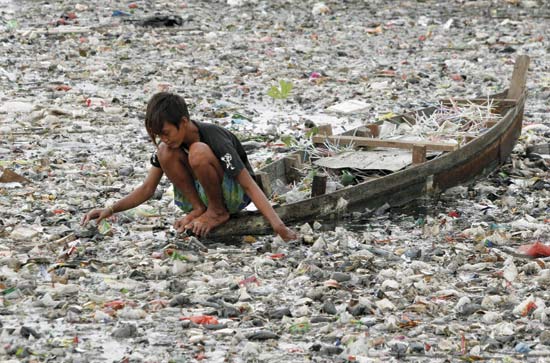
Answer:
[{"xmin": 210, "ymin": 56, "xmax": 530, "ymax": 238}]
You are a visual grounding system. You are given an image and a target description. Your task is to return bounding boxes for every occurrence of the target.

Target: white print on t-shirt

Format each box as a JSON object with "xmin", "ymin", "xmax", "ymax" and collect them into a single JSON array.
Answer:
[{"xmin": 221, "ymin": 153, "xmax": 235, "ymax": 170}]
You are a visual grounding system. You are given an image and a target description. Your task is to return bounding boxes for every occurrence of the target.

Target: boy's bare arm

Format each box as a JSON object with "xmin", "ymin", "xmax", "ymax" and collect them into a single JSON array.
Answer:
[
  {"xmin": 81, "ymin": 167, "xmax": 163, "ymax": 226},
  {"xmin": 236, "ymin": 169, "xmax": 298, "ymax": 241}
]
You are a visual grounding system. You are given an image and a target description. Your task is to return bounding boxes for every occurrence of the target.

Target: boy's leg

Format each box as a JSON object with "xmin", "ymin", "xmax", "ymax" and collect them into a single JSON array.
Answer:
[
  {"xmin": 186, "ymin": 142, "xmax": 229, "ymax": 236},
  {"xmin": 157, "ymin": 143, "xmax": 206, "ymax": 228}
]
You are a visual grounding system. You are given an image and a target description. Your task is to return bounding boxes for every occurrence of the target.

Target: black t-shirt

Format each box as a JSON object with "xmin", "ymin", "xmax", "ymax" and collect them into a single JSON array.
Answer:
[{"xmin": 150, "ymin": 121, "xmax": 255, "ymax": 179}]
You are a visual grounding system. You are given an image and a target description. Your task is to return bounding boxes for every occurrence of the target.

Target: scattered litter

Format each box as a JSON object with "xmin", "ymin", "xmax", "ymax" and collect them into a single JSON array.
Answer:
[
  {"xmin": 0, "ymin": 1, "xmax": 548, "ymax": 362},
  {"xmin": 326, "ymin": 100, "xmax": 369, "ymax": 114}
]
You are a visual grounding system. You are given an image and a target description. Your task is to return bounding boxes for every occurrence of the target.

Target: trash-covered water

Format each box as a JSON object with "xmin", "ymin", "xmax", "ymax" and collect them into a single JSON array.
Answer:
[{"xmin": 1, "ymin": 0, "xmax": 550, "ymax": 362}]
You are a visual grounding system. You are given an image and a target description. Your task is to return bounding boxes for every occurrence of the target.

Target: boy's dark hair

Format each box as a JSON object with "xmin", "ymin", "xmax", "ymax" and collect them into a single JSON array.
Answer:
[{"xmin": 145, "ymin": 92, "xmax": 190, "ymax": 145}]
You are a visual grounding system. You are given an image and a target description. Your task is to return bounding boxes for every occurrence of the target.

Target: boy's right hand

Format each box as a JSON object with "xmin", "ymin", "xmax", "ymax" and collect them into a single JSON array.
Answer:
[
  {"xmin": 81, "ymin": 208, "xmax": 113, "ymax": 226},
  {"xmin": 275, "ymin": 224, "xmax": 299, "ymax": 242}
]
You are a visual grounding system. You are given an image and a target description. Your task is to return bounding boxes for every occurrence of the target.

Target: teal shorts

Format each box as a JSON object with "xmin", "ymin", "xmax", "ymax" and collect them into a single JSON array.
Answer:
[{"xmin": 174, "ymin": 174, "xmax": 251, "ymax": 214}]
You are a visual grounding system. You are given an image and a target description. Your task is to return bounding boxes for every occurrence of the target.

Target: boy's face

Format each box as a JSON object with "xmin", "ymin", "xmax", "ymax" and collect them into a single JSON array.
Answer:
[{"xmin": 159, "ymin": 118, "xmax": 186, "ymax": 148}]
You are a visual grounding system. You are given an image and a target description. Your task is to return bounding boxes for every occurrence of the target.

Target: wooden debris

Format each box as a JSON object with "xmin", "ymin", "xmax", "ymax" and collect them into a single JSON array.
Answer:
[
  {"xmin": 317, "ymin": 124, "xmax": 333, "ymax": 136},
  {"xmin": 0, "ymin": 169, "xmax": 31, "ymax": 184},
  {"xmin": 366, "ymin": 124, "xmax": 380, "ymax": 138},
  {"xmin": 412, "ymin": 145, "xmax": 427, "ymax": 165},
  {"xmin": 255, "ymin": 171, "xmax": 273, "ymax": 197},
  {"xmin": 354, "ymin": 125, "xmax": 380, "ymax": 138},
  {"xmin": 311, "ymin": 174, "xmax": 328, "ymax": 197},
  {"xmin": 508, "ymin": 55, "xmax": 530, "ymax": 100},
  {"xmin": 284, "ymin": 154, "xmax": 302, "ymax": 183}
]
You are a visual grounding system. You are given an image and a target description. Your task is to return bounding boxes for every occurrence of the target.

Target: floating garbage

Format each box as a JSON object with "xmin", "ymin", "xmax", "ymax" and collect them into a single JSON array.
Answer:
[{"xmin": 0, "ymin": 0, "xmax": 549, "ymax": 362}]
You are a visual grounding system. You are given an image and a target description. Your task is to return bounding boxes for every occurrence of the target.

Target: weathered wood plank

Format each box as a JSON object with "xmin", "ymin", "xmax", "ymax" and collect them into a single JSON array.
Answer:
[
  {"xmin": 284, "ymin": 154, "xmax": 302, "ymax": 183},
  {"xmin": 412, "ymin": 145, "xmax": 427, "ymax": 164},
  {"xmin": 0, "ymin": 169, "xmax": 31, "ymax": 184},
  {"xmin": 367, "ymin": 124, "xmax": 380, "ymax": 137},
  {"xmin": 254, "ymin": 171, "xmax": 272, "ymax": 198},
  {"xmin": 311, "ymin": 135, "xmax": 458, "ymax": 152},
  {"xmin": 317, "ymin": 124, "xmax": 333, "ymax": 136},
  {"xmin": 507, "ymin": 55, "xmax": 530, "ymax": 100},
  {"xmin": 311, "ymin": 174, "xmax": 327, "ymax": 197}
]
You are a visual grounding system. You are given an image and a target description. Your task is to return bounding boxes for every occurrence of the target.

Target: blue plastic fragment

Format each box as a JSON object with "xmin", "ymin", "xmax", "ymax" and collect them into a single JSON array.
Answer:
[
  {"xmin": 112, "ymin": 10, "xmax": 131, "ymax": 17},
  {"xmin": 515, "ymin": 342, "xmax": 530, "ymax": 354}
]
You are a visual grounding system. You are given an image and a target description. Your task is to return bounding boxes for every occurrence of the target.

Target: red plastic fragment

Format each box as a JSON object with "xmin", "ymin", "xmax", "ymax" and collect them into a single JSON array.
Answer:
[
  {"xmin": 180, "ymin": 315, "xmax": 219, "ymax": 325},
  {"xmin": 522, "ymin": 301, "xmax": 537, "ymax": 316},
  {"xmin": 104, "ymin": 300, "xmax": 126, "ymax": 310},
  {"xmin": 518, "ymin": 241, "xmax": 550, "ymax": 258},
  {"xmin": 448, "ymin": 211, "xmax": 460, "ymax": 218},
  {"xmin": 239, "ymin": 275, "xmax": 260, "ymax": 286}
]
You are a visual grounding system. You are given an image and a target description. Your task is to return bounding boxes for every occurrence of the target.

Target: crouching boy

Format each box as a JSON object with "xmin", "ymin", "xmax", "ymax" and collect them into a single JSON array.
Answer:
[{"xmin": 81, "ymin": 92, "xmax": 297, "ymax": 241}]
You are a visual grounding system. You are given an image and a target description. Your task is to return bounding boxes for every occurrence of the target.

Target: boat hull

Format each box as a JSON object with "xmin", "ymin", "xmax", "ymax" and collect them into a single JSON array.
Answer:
[{"xmin": 210, "ymin": 57, "xmax": 529, "ymax": 238}]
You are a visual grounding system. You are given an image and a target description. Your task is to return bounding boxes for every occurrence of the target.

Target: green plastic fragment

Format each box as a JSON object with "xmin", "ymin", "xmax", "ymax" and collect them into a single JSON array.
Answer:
[
  {"xmin": 1, "ymin": 287, "xmax": 17, "ymax": 295},
  {"xmin": 98, "ymin": 219, "xmax": 111, "ymax": 235},
  {"xmin": 171, "ymin": 251, "xmax": 188, "ymax": 262},
  {"xmin": 7, "ymin": 20, "xmax": 18, "ymax": 30},
  {"xmin": 289, "ymin": 322, "xmax": 310, "ymax": 334},
  {"xmin": 340, "ymin": 170, "xmax": 355, "ymax": 186}
]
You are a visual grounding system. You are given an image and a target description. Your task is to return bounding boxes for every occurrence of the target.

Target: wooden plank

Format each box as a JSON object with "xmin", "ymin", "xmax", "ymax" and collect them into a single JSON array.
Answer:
[
  {"xmin": 0, "ymin": 169, "xmax": 31, "ymax": 184},
  {"xmin": 354, "ymin": 126, "xmax": 371, "ymax": 137},
  {"xmin": 507, "ymin": 55, "xmax": 530, "ymax": 100},
  {"xmin": 311, "ymin": 174, "xmax": 327, "ymax": 197},
  {"xmin": 254, "ymin": 172, "xmax": 272, "ymax": 198},
  {"xmin": 412, "ymin": 145, "xmax": 427, "ymax": 164},
  {"xmin": 284, "ymin": 154, "xmax": 302, "ymax": 183},
  {"xmin": 366, "ymin": 124, "xmax": 380, "ymax": 137},
  {"xmin": 311, "ymin": 135, "xmax": 458, "ymax": 152},
  {"xmin": 317, "ymin": 124, "xmax": 333, "ymax": 136}
]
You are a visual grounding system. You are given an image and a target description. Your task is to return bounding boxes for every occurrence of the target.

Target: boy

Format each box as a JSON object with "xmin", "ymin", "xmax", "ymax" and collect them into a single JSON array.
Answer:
[{"xmin": 81, "ymin": 92, "xmax": 298, "ymax": 241}]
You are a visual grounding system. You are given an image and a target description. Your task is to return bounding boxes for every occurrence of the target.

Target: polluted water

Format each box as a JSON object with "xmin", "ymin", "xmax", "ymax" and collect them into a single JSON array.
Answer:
[{"xmin": 1, "ymin": 0, "xmax": 550, "ymax": 362}]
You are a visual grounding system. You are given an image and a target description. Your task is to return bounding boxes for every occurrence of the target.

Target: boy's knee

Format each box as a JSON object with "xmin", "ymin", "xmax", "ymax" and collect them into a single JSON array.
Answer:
[
  {"xmin": 188, "ymin": 142, "xmax": 213, "ymax": 168},
  {"xmin": 157, "ymin": 143, "xmax": 179, "ymax": 164}
]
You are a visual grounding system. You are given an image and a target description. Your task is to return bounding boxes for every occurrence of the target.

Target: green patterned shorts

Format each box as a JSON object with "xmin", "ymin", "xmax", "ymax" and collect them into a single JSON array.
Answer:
[{"xmin": 174, "ymin": 174, "xmax": 251, "ymax": 214}]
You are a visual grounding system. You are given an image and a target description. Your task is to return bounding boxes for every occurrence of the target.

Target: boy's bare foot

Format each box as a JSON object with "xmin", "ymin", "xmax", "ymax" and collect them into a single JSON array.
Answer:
[
  {"xmin": 174, "ymin": 208, "xmax": 206, "ymax": 232},
  {"xmin": 185, "ymin": 208, "xmax": 229, "ymax": 237}
]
